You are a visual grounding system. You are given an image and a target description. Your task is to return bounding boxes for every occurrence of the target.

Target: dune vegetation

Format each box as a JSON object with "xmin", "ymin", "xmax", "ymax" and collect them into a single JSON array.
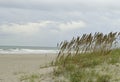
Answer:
[
  {"xmin": 18, "ymin": 32, "xmax": 120, "ymax": 82},
  {"xmin": 53, "ymin": 32, "xmax": 120, "ymax": 82}
]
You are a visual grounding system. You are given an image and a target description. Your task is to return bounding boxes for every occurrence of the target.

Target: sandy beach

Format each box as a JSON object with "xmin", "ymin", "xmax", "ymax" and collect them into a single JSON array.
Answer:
[{"xmin": 0, "ymin": 54, "xmax": 57, "ymax": 82}]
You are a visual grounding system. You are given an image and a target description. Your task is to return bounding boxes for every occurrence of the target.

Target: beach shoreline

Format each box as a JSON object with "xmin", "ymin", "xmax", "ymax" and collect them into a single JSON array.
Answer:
[{"xmin": 0, "ymin": 54, "xmax": 57, "ymax": 82}]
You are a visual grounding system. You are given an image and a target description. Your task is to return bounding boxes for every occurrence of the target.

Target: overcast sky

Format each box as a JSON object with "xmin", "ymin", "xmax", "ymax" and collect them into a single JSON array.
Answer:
[{"xmin": 0, "ymin": 0, "xmax": 120, "ymax": 46}]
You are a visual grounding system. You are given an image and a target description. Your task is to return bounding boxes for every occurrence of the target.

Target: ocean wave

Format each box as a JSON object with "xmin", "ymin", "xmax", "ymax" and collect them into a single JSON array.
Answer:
[{"xmin": 0, "ymin": 48, "xmax": 59, "ymax": 54}]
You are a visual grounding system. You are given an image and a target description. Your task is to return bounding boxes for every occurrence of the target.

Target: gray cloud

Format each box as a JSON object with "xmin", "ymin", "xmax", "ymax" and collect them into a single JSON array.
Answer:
[
  {"xmin": 0, "ymin": 0, "xmax": 120, "ymax": 11},
  {"xmin": 0, "ymin": 0, "xmax": 120, "ymax": 46}
]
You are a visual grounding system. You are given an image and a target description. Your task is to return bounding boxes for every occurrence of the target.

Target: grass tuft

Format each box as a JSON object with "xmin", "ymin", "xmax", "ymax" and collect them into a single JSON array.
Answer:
[
  {"xmin": 19, "ymin": 74, "xmax": 41, "ymax": 82},
  {"xmin": 53, "ymin": 32, "xmax": 120, "ymax": 82}
]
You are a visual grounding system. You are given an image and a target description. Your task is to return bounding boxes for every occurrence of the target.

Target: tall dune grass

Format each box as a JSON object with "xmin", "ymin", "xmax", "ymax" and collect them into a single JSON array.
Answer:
[
  {"xmin": 55, "ymin": 32, "xmax": 120, "ymax": 66},
  {"xmin": 53, "ymin": 32, "xmax": 120, "ymax": 82}
]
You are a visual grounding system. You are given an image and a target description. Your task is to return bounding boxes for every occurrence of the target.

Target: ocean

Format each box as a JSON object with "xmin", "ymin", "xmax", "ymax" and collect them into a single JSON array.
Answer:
[{"xmin": 0, "ymin": 46, "xmax": 58, "ymax": 54}]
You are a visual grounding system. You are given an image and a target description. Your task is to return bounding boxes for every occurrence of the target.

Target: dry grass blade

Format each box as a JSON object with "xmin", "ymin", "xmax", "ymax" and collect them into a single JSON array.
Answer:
[{"xmin": 55, "ymin": 32, "xmax": 120, "ymax": 67}]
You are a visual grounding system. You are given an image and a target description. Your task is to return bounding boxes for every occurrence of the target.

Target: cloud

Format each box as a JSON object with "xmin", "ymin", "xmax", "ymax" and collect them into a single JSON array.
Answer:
[
  {"xmin": 0, "ymin": 0, "xmax": 120, "ymax": 11},
  {"xmin": 59, "ymin": 21, "xmax": 86, "ymax": 31},
  {"xmin": 0, "ymin": 20, "xmax": 86, "ymax": 35},
  {"xmin": 0, "ymin": 0, "xmax": 120, "ymax": 46},
  {"xmin": 0, "ymin": 21, "xmax": 86, "ymax": 35},
  {"xmin": 0, "ymin": 23, "xmax": 38, "ymax": 35},
  {"xmin": 0, "ymin": 21, "xmax": 54, "ymax": 35}
]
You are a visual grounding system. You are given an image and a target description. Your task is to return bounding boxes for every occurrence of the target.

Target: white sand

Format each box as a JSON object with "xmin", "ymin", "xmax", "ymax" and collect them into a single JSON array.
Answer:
[{"xmin": 0, "ymin": 54, "xmax": 57, "ymax": 82}]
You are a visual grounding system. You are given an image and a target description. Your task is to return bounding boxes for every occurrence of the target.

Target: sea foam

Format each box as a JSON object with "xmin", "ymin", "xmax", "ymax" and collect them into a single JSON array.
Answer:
[{"xmin": 0, "ymin": 48, "xmax": 58, "ymax": 54}]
